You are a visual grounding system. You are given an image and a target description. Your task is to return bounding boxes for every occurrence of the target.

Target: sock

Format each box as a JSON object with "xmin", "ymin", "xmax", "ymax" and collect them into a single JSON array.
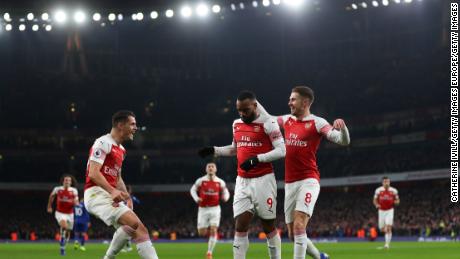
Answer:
[
  {"xmin": 294, "ymin": 232, "xmax": 308, "ymax": 259},
  {"xmin": 233, "ymin": 232, "xmax": 249, "ymax": 259},
  {"xmin": 135, "ymin": 239, "xmax": 159, "ymax": 259},
  {"xmin": 208, "ymin": 234, "xmax": 218, "ymax": 253},
  {"xmin": 385, "ymin": 232, "xmax": 392, "ymax": 246},
  {"xmin": 305, "ymin": 238, "xmax": 321, "ymax": 259},
  {"xmin": 266, "ymin": 230, "xmax": 281, "ymax": 259},
  {"xmin": 105, "ymin": 226, "xmax": 134, "ymax": 258},
  {"xmin": 80, "ymin": 233, "xmax": 85, "ymax": 246}
]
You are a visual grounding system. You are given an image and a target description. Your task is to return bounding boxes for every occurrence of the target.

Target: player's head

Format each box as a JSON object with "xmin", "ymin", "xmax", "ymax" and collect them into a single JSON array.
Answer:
[
  {"xmin": 60, "ymin": 174, "xmax": 77, "ymax": 188},
  {"xmin": 112, "ymin": 110, "xmax": 137, "ymax": 141},
  {"xmin": 382, "ymin": 176, "xmax": 390, "ymax": 188},
  {"xmin": 289, "ymin": 86, "xmax": 314, "ymax": 116},
  {"xmin": 236, "ymin": 90, "xmax": 258, "ymax": 124},
  {"xmin": 206, "ymin": 162, "xmax": 217, "ymax": 176}
]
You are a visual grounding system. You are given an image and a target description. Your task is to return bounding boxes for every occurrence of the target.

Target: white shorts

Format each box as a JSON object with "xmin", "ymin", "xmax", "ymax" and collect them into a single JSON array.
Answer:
[
  {"xmin": 233, "ymin": 173, "xmax": 277, "ymax": 220},
  {"xmin": 284, "ymin": 178, "xmax": 320, "ymax": 224},
  {"xmin": 84, "ymin": 186, "xmax": 131, "ymax": 228},
  {"xmin": 55, "ymin": 211, "xmax": 74, "ymax": 230},
  {"xmin": 197, "ymin": 206, "xmax": 221, "ymax": 229},
  {"xmin": 378, "ymin": 209, "xmax": 394, "ymax": 229}
]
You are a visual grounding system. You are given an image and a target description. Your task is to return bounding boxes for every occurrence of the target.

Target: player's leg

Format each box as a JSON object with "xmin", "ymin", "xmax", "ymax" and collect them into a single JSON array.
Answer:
[
  {"xmin": 58, "ymin": 219, "xmax": 68, "ymax": 255},
  {"xmin": 74, "ymin": 230, "xmax": 81, "ymax": 250},
  {"xmin": 207, "ymin": 207, "xmax": 221, "ymax": 259},
  {"xmin": 384, "ymin": 209, "xmax": 393, "ymax": 249},
  {"xmin": 233, "ymin": 176, "xmax": 254, "ymax": 259},
  {"xmin": 256, "ymin": 174, "xmax": 281, "ymax": 259}
]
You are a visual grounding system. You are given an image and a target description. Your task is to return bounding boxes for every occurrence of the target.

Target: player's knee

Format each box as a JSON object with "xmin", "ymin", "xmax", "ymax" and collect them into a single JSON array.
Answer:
[
  {"xmin": 293, "ymin": 219, "xmax": 307, "ymax": 234},
  {"xmin": 198, "ymin": 229, "xmax": 207, "ymax": 237}
]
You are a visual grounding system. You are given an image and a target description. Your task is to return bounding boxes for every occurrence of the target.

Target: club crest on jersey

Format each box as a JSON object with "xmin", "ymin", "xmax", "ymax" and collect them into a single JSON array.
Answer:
[
  {"xmin": 254, "ymin": 126, "xmax": 261, "ymax": 132},
  {"xmin": 305, "ymin": 122, "xmax": 312, "ymax": 129}
]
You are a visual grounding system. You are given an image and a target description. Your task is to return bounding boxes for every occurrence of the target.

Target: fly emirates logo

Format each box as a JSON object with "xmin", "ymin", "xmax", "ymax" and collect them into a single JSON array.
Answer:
[
  {"xmin": 286, "ymin": 133, "xmax": 308, "ymax": 147},
  {"xmin": 103, "ymin": 164, "xmax": 121, "ymax": 177},
  {"xmin": 237, "ymin": 136, "xmax": 263, "ymax": 147}
]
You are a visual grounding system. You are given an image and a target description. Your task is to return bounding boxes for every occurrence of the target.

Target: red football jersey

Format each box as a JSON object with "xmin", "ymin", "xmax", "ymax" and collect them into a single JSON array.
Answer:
[
  {"xmin": 233, "ymin": 115, "xmax": 283, "ymax": 178},
  {"xmin": 374, "ymin": 186, "xmax": 399, "ymax": 210},
  {"xmin": 192, "ymin": 176, "xmax": 227, "ymax": 207},
  {"xmin": 85, "ymin": 134, "xmax": 126, "ymax": 190},
  {"xmin": 278, "ymin": 114, "xmax": 332, "ymax": 183},
  {"xmin": 52, "ymin": 186, "xmax": 78, "ymax": 214}
]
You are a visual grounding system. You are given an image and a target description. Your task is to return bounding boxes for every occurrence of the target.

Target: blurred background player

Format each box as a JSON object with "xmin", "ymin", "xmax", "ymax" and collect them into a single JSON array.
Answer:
[
  {"xmin": 258, "ymin": 86, "xmax": 350, "ymax": 259},
  {"xmin": 199, "ymin": 91, "xmax": 286, "ymax": 259},
  {"xmin": 373, "ymin": 176, "xmax": 400, "ymax": 249},
  {"xmin": 122, "ymin": 185, "xmax": 141, "ymax": 253},
  {"xmin": 74, "ymin": 197, "xmax": 90, "ymax": 251},
  {"xmin": 84, "ymin": 110, "xmax": 159, "ymax": 259},
  {"xmin": 190, "ymin": 161, "xmax": 230, "ymax": 259},
  {"xmin": 47, "ymin": 174, "xmax": 79, "ymax": 256}
]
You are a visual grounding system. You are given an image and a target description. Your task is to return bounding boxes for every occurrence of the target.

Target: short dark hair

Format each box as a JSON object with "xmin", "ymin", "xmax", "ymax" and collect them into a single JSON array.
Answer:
[
  {"xmin": 292, "ymin": 86, "xmax": 314, "ymax": 103},
  {"xmin": 237, "ymin": 90, "xmax": 257, "ymax": 101},
  {"xmin": 112, "ymin": 110, "xmax": 135, "ymax": 128},
  {"xmin": 60, "ymin": 174, "xmax": 77, "ymax": 187},
  {"xmin": 382, "ymin": 176, "xmax": 389, "ymax": 180}
]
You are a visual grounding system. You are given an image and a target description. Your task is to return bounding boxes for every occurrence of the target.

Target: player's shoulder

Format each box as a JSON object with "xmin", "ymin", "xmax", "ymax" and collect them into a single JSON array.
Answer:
[
  {"xmin": 53, "ymin": 186, "xmax": 63, "ymax": 192},
  {"xmin": 214, "ymin": 176, "xmax": 226, "ymax": 185},
  {"xmin": 70, "ymin": 187, "xmax": 78, "ymax": 193},
  {"xmin": 195, "ymin": 175, "xmax": 207, "ymax": 184},
  {"xmin": 389, "ymin": 187, "xmax": 398, "ymax": 194},
  {"xmin": 93, "ymin": 134, "xmax": 115, "ymax": 151},
  {"xmin": 375, "ymin": 186, "xmax": 385, "ymax": 193}
]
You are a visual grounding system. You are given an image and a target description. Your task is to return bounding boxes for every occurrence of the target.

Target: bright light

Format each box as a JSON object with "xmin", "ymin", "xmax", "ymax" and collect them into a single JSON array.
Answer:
[
  {"xmin": 263, "ymin": 0, "xmax": 271, "ymax": 7},
  {"xmin": 54, "ymin": 10, "xmax": 67, "ymax": 24},
  {"xmin": 361, "ymin": 2, "xmax": 368, "ymax": 8},
  {"xmin": 150, "ymin": 11, "xmax": 159, "ymax": 19},
  {"xmin": 394, "ymin": 0, "xmax": 401, "ymax": 3},
  {"xmin": 27, "ymin": 13, "xmax": 34, "ymax": 21},
  {"xmin": 239, "ymin": 2, "xmax": 245, "ymax": 9},
  {"xmin": 181, "ymin": 6, "xmax": 192, "ymax": 18},
  {"xmin": 165, "ymin": 9, "xmax": 174, "ymax": 18},
  {"xmin": 108, "ymin": 13, "xmax": 116, "ymax": 21},
  {"xmin": 118, "ymin": 14, "xmax": 123, "ymax": 21},
  {"xmin": 351, "ymin": 3, "xmax": 358, "ymax": 9},
  {"xmin": 19, "ymin": 24, "xmax": 26, "ymax": 31},
  {"xmin": 284, "ymin": 0, "xmax": 304, "ymax": 7},
  {"xmin": 212, "ymin": 5, "xmax": 221, "ymax": 13},
  {"xmin": 74, "ymin": 10, "xmax": 86, "ymax": 24},
  {"xmin": 372, "ymin": 0, "xmax": 379, "ymax": 6},
  {"xmin": 252, "ymin": 1, "xmax": 259, "ymax": 8},
  {"xmin": 137, "ymin": 12, "xmax": 144, "ymax": 21},
  {"xmin": 196, "ymin": 4, "xmax": 209, "ymax": 17},
  {"xmin": 93, "ymin": 13, "xmax": 101, "ymax": 21},
  {"xmin": 404, "ymin": 0, "xmax": 412, "ymax": 2},
  {"xmin": 32, "ymin": 24, "xmax": 39, "ymax": 31},
  {"xmin": 4, "ymin": 13, "xmax": 11, "ymax": 22},
  {"xmin": 5, "ymin": 24, "xmax": 12, "ymax": 31},
  {"xmin": 273, "ymin": 0, "xmax": 282, "ymax": 5},
  {"xmin": 41, "ymin": 13, "xmax": 49, "ymax": 20},
  {"xmin": 382, "ymin": 0, "xmax": 389, "ymax": 6},
  {"xmin": 231, "ymin": 4, "xmax": 237, "ymax": 11},
  {"xmin": 131, "ymin": 13, "xmax": 138, "ymax": 20},
  {"xmin": 45, "ymin": 24, "xmax": 52, "ymax": 31}
]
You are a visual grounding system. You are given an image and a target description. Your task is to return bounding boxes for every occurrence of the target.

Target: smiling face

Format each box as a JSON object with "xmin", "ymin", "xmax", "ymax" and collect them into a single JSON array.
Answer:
[
  {"xmin": 236, "ymin": 98, "xmax": 257, "ymax": 124},
  {"xmin": 288, "ymin": 92, "xmax": 310, "ymax": 117},
  {"xmin": 118, "ymin": 116, "xmax": 138, "ymax": 141}
]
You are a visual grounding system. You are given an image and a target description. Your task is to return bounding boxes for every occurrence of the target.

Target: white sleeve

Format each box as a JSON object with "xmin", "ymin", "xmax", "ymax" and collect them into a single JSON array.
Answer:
[
  {"xmin": 51, "ymin": 187, "xmax": 59, "ymax": 196},
  {"xmin": 220, "ymin": 180, "xmax": 230, "ymax": 202},
  {"xmin": 374, "ymin": 188, "xmax": 380, "ymax": 199},
  {"xmin": 257, "ymin": 118, "xmax": 286, "ymax": 163},
  {"xmin": 214, "ymin": 123, "xmax": 237, "ymax": 156},
  {"xmin": 315, "ymin": 116, "xmax": 350, "ymax": 146},
  {"xmin": 256, "ymin": 100, "xmax": 289, "ymax": 128},
  {"xmin": 89, "ymin": 139, "xmax": 111, "ymax": 165},
  {"xmin": 190, "ymin": 179, "xmax": 200, "ymax": 203},
  {"xmin": 73, "ymin": 188, "xmax": 79, "ymax": 202}
]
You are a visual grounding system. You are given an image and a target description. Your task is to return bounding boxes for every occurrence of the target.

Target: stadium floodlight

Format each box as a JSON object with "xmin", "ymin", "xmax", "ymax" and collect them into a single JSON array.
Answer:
[
  {"xmin": 92, "ymin": 13, "xmax": 101, "ymax": 21},
  {"xmin": 137, "ymin": 12, "xmax": 144, "ymax": 21},
  {"xmin": 404, "ymin": 0, "xmax": 412, "ymax": 2},
  {"xmin": 181, "ymin": 6, "xmax": 192, "ymax": 18},
  {"xmin": 108, "ymin": 13, "xmax": 116, "ymax": 21},
  {"xmin": 165, "ymin": 9, "xmax": 174, "ymax": 18},
  {"xmin": 131, "ymin": 13, "xmax": 138, "ymax": 20},
  {"xmin": 150, "ymin": 11, "xmax": 159, "ymax": 19},
  {"xmin": 41, "ymin": 12, "xmax": 49, "ymax": 21},
  {"xmin": 239, "ymin": 2, "xmax": 245, "ymax": 9},
  {"xmin": 45, "ymin": 24, "xmax": 52, "ymax": 31},
  {"xmin": 231, "ymin": 4, "xmax": 237, "ymax": 11},
  {"xmin": 32, "ymin": 24, "xmax": 39, "ymax": 31},
  {"xmin": 351, "ymin": 3, "xmax": 358, "ymax": 9},
  {"xmin": 273, "ymin": 0, "xmax": 282, "ymax": 5},
  {"xmin": 196, "ymin": 4, "xmax": 209, "ymax": 17},
  {"xmin": 372, "ymin": 0, "xmax": 379, "ymax": 7},
  {"xmin": 4, "ymin": 13, "xmax": 12, "ymax": 22},
  {"xmin": 382, "ymin": 0, "xmax": 389, "ymax": 6},
  {"xmin": 5, "ymin": 24, "xmax": 12, "ymax": 31},
  {"xmin": 252, "ymin": 1, "xmax": 259, "ymax": 8},
  {"xmin": 394, "ymin": 0, "xmax": 401, "ymax": 3},
  {"xmin": 19, "ymin": 24, "xmax": 26, "ymax": 31},
  {"xmin": 361, "ymin": 2, "xmax": 368, "ymax": 8},
  {"xmin": 263, "ymin": 0, "xmax": 271, "ymax": 7},
  {"xmin": 27, "ymin": 13, "xmax": 34, "ymax": 21},
  {"xmin": 118, "ymin": 14, "xmax": 123, "ymax": 21},
  {"xmin": 74, "ymin": 10, "xmax": 86, "ymax": 24},
  {"xmin": 284, "ymin": 0, "xmax": 305, "ymax": 7},
  {"xmin": 212, "ymin": 5, "xmax": 221, "ymax": 13},
  {"xmin": 54, "ymin": 10, "xmax": 67, "ymax": 24}
]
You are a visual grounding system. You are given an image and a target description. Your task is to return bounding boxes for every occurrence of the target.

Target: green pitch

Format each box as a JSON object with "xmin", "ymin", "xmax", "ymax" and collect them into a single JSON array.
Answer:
[{"xmin": 0, "ymin": 241, "xmax": 459, "ymax": 259}]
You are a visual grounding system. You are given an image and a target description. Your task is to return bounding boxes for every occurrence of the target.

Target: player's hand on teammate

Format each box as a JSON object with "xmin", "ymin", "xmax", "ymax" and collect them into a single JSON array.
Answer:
[
  {"xmin": 333, "ymin": 119, "xmax": 346, "ymax": 130},
  {"xmin": 198, "ymin": 146, "xmax": 215, "ymax": 158},
  {"xmin": 240, "ymin": 156, "xmax": 259, "ymax": 171}
]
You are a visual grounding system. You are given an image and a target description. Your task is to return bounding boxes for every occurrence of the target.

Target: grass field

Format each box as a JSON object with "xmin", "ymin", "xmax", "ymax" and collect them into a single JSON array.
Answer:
[{"xmin": 0, "ymin": 241, "xmax": 459, "ymax": 259}]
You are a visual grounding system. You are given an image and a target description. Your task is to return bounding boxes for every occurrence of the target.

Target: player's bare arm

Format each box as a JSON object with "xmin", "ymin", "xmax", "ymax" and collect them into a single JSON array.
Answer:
[
  {"xmin": 47, "ymin": 191, "xmax": 56, "ymax": 213},
  {"xmin": 88, "ymin": 160, "xmax": 126, "ymax": 203}
]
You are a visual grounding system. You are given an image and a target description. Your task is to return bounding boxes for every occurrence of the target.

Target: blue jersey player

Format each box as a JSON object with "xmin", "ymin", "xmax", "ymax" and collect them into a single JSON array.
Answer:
[{"xmin": 74, "ymin": 198, "xmax": 90, "ymax": 251}]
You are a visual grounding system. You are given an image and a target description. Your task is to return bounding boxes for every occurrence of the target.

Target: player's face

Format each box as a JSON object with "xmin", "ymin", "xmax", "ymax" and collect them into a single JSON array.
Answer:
[
  {"xmin": 121, "ymin": 116, "xmax": 137, "ymax": 141},
  {"xmin": 383, "ymin": 179, "xmax": 390, "ymax": 188},
  {"xmin": 288, "ymin": 92, "xmax": 309, "ymax": 117},
  {"xmin": 63, "ymin": 177, "xmax": 72, "ymax": 188},
  {"xmin": 237, "ymin": 99, "xmax": 257, "ymax": 124},
  {"xmin": 206, "ymin": 163, "xmax": 217, "ymax": 175}
]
